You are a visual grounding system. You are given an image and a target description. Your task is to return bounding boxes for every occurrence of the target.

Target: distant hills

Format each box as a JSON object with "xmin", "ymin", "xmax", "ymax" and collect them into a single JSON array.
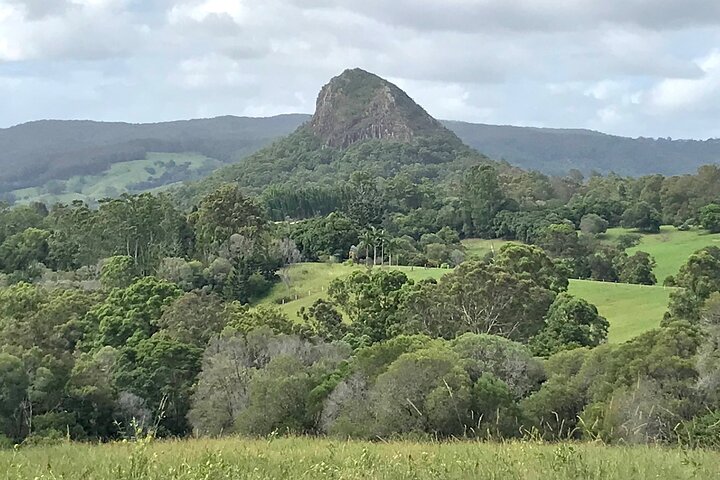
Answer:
[
  {"xmin": 0, "ymin": 115, "xmax": 306, "ymax": 194},
  {"xmin": 447, "ymin": 122, "xmax": 720, "ymax": 177},
  {"xmin": 2, "ymin": 68, "xmax": 720, "ymax": 203}
]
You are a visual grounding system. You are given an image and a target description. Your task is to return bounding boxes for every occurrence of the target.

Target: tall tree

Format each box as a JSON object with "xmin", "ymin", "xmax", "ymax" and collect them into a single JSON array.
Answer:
[
  {"xmin": 191, "ymin": 185, "xmax": 267, "ymax": 259},
  {"xmin": 462, "ymin": 165, "xmax": 506, "ymax": 237},
  {"xmin": 531, "ymin": 293, "xmax": 609, "ymax": 356}
]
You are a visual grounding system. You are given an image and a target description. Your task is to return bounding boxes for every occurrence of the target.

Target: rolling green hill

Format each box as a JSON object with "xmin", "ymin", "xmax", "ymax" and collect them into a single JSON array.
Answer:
[
  {"xmin": 10, "ymin": 152, "xmax": 221, "ymax": 205},
  {"xmin": 258, "ymin": 226, "xmax": 720, "ymax": 344},
  {"xmin": 0, "ymin": 114, "xmax": 306, "ymax": 195},
  {"xmin": 605, "ymin": 226, "xmax": 720, "ymax": 282},
  {"xmin": 258, "ymin": 262, "xmax": 671, "ymax": 344},
  {"xmin": 566, "ymin": 280, "xmax": 672, "ymax": 343}
]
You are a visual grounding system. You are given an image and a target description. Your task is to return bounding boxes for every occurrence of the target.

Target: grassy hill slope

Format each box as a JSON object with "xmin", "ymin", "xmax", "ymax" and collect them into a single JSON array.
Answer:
[
  {"xmin": 10, "ymin": 152, "xmax": 221, "ymax": 205},
  {"xmin": 567, "ymin": 280, "xmax": 672, "ymax": 343},
  {"xmin": 605, "ymin": 226, "xmax": 720, "ymax": 282},
  {"xmin": 258, "ymin": 263, "xmax": 670, "ymax": 344},
  {"xmin": 258, "ymin": 226, "xmax": 720, "ymax": 344}
]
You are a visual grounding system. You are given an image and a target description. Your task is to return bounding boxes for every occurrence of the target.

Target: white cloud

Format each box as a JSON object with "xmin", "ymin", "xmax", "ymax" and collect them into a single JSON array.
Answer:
[
  {"xmin": 173, "ymin": 53, "xmax": 256, "ymax": 89},
  {"xmin": 648, "ymin": 50, "xmax": 720, "ymax": 111},
  {"xmin": 168, "ymin": 0, "xmax": 248, "ymax": 24}
]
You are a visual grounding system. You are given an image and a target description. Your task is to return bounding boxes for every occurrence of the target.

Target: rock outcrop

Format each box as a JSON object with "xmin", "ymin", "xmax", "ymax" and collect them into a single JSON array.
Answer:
[{"xmin": 309, "ymin": 68, "xmax": 457, "ymax": 148}]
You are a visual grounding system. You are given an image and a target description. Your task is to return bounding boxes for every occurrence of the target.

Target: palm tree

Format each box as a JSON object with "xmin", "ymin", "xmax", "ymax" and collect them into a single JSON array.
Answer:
[
  {"xmin": 370, "ymin": 226, "xmax": 379, "ymax": 266},
  {"xmin": 386, "ymin": 237, "xmax": 400, "ymax": 267},
  {"xmin": 378, "ymin": 229, "xmax": 389, "ymax": 266},
  {"xmin": 359, "ymin": 230, "xmax": 374, "ymax": 265}
]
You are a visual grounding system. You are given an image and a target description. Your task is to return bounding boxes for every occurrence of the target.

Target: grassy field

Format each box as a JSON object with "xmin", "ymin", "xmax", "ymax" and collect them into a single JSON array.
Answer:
[
  {"xmin": 262, "ymin": 263, "xmax": 451, "ymax": 321},
  {"xmin": 260, "ymin": 263, "xmax": 670, "ymax": 343},
  {"xmin": 604, "ymin": 226, "xmax": 720, "ymax": 282},
  {"xmin": 567, "ymin": 280, "xmax": 672, "ymax": 343},
  {"xmin": 10, "ymin": 152, "xmax": 221, "ymax": 205},
  {"xmin": 1, "ymin": 437, "xmax": 717, "ymax": 479}
]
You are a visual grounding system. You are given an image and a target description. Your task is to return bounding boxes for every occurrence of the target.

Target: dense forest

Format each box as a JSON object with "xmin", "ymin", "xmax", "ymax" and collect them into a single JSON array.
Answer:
[{"xmin": 1, "ymin": 160, "xmax": 720, "ymax": 447}]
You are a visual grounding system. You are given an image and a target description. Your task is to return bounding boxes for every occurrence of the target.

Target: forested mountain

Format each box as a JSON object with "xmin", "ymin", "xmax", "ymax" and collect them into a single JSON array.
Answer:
[
  {"xmin": 0, "ymin": 114, "xmax": 305, "ymax": 193},
  {"xmin": 448, "ymin": 121, "xmax": 720, "ymax": 176},
  {"xmin": 175, "ymin": 69, "xmax": 488, "ymax": 204}
]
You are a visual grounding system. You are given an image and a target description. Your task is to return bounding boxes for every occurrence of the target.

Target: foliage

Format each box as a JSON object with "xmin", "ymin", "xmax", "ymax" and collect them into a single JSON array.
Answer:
[
  {"xmin": 191, "ymin": 185, "xmax": 267, "ymax": 258},
  {"xmin": 462, "ymin": 165, "xmax": 507, "ymax": 237},
  {"xmin": 579, "ymin": 213, "xmax": 609, "ymax": 235},
  {"xmin": 100, "ymin": 256, "xmax": 138, "ymax": 289},
  {"xmin": 699, "ymin": 203, "xmax": 720, "ymax": 233},
  {"xmin": 287, "ymin": 213, "xmax": 361, "ymax": 261},
  {"xmin": 92, "ymin": 276, "xmax": 182, "ymax": 349},
  {"xmin": 616, "ymin": 251, "xmax": 657, "ymax": 285},
  {"xmin": 668, "ymin": 246, "xmax": 720, "ymax": 321},
  {"xmin": 328, "ymin": 269, "xmax": 412, "ymax": 343},
  {"xmin": 621, "ymin": 202, "xmax": 661, "ymax": 233},
  {"xmin": 531, "ymin": 293, "xmax": 609, "ymax": 356},
  {"xmin": 398, "ymin": 260, "xmax": 554, "ymax": 342}
]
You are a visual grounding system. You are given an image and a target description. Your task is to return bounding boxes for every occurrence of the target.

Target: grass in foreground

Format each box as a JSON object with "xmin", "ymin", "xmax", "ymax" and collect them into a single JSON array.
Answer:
[
  {"xmin": 1, "ymin": 437, "xmax": 717, "ymax": 480},
  {"xmin": 261, "ymin": 263, "xmax": 669, "ymax": 343}
]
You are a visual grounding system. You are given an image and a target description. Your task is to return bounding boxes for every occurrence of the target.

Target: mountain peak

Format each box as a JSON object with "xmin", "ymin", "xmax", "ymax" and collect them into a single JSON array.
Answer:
[{"xmin": 309, "ymin": 68, "xmax": 453, "ymax": 148}]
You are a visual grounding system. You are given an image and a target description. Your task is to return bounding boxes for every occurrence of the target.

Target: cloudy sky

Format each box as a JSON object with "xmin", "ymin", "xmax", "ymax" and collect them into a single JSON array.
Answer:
[{"xmin": 1, "ymin": 0, "xmax": 720, "ymax": 139}]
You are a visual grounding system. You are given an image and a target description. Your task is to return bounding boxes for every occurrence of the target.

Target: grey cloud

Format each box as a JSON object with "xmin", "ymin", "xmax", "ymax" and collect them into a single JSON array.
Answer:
[
  {"xmin": 298, "ymin": 0, "xmax": 720, "ymax": 33},
  {"xmin": 7, "ymin": 0, "xmax": 72, "ymax": 19},
  {"xmin": 1, "ymin": 0, "xmax": 719, "ymax": 139}
]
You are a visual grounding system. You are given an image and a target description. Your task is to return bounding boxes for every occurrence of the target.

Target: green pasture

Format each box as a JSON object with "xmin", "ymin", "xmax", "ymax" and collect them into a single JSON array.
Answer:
[
  {"xmin": 10, "ymin": 152, "xmax": 221, "ymax": 205},
  {"xmin": 260, "ymin": 263, "xmax": 671, "ymax": 343}
]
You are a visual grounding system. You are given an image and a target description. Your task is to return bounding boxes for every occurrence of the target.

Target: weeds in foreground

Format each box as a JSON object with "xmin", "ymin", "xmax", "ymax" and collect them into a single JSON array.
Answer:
[{"xmin": 1, "ymin": 435, "xmax": 717, "ymax": 480}]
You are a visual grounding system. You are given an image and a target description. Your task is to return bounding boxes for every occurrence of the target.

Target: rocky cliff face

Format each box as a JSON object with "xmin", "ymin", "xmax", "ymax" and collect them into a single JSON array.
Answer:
[{"xmin": 309, "ymin": 68, "xmax": 456, "ymax": 149}]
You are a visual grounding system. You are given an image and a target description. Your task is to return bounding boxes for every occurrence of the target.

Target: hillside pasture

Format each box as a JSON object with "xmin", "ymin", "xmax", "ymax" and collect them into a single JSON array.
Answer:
[
  {"xmin": 567, "ymin": 280, "xmax": 672, "ymax": 343},
  {"xmin": 260, "ymin": 263, "xmax": 670, "ymax": 343},
  {"xmin": 619, "ymin": 226, "xmax": 720, "ymax": 282},
  {"xmin": 10, "ymin": 152, "xmax": 221, "ymax": 205}
]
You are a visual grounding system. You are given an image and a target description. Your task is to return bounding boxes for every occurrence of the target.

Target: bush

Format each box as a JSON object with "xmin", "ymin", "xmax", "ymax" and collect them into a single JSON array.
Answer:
[
  {"xmin": 579, "ymin": 214, "xmax": 609, "ymax": 235},
  {"xmin": 0, "ymin": 434, "xmax": 13, "ymax": 449},
  {"xmin": 616, "ymin": 233, "xmax": 642, "ymax": 249},
  {"xmin": 679, "ymin": 410, "xmax": 720, "ymax": 448},
  {"xmin": 700, "ymin": 204, "xmax": 720, "ymax": 233},
  {"xmin": 620, "ymin": 202, "xmax": 661, "ymax": 233}
]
